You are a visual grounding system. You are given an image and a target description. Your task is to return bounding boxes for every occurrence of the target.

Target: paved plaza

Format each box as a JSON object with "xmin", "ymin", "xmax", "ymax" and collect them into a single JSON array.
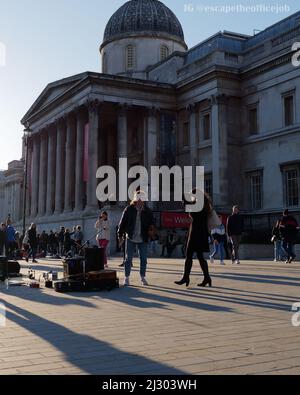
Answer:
[{"xmin": 0, "ymin": 257, "xmax": 300, "ymax": 375}]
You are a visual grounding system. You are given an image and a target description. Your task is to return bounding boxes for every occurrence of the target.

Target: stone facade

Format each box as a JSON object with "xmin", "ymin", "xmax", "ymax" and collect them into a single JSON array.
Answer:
[{"xmin": 1, "ymin": 1, "xmax": 299, "ymax": 250}]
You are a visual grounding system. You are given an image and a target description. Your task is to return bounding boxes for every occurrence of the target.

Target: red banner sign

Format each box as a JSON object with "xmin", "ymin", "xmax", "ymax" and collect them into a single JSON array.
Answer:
[{"xmin": 161, "ymin": 212, "xmax": 191, "ymax": 229}]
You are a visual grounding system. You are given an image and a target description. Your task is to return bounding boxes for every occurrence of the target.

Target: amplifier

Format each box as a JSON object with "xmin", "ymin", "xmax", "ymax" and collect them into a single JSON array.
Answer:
[
  {"xmin": 63, "ymin": 257, "xmax": 85, "ymax": 278},
  {"xmin": 84, "ymin": 248, "xmax": 105, "ymax": 272}
]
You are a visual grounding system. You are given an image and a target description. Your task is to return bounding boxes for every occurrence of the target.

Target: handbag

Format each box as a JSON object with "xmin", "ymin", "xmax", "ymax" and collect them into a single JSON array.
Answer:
[{"xmin": 207, "ymin": 210, "xmax": 222, "ymax": 232}]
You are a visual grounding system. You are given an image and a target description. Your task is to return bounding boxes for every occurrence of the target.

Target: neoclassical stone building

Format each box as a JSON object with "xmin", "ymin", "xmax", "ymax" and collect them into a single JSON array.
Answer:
[{"xmin": 1, "ymin": 0, "xmax": 300, "ymax": 248}]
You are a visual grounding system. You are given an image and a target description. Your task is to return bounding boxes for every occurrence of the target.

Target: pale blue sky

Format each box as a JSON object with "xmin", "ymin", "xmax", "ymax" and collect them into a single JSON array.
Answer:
[{"xmin": 0, "ymin": 0, "xmax": 298, "ymax": 169}]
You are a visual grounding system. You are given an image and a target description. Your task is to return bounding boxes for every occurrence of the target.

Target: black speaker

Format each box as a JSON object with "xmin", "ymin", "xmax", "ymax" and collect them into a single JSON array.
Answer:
[
  {"xmin": 0, "ymin": 260, "xmax": 21, "ymax": 281},
  {"xmin": 84, "ymin": 248, "xmax": 104, "ymax": 272}
]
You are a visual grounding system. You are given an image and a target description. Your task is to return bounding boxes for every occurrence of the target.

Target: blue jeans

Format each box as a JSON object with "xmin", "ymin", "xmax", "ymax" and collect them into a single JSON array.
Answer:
[
  {"xmin": 282, "ymin": 241, "xmax": 295, "ymax": 260},
  {"xmin": 274, "ymin": 240, "xmax": 285, "ymax": 261},
  {"xmin": 125, "ymin": 239, "xmax": 148, "ymax": 278},
  {"xmin": 210, "ymin": 242, "xmax": 225, "ymax": 261}
]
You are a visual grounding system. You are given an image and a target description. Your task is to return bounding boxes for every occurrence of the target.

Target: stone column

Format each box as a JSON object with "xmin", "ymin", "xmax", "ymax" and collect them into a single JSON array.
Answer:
[
  {"xmin": 31, "ymin": 135, "xmax": 40, "ymax": 217},
  {"xmin": 64, "ymin": 113, "xmax": 76, "ymax": 213},
  {"xmin": 188, "ymin": 104, "xmax": 198, "ymax": 186},
  {"xmin": 46, "ymin": 125, "xmax": 56, "ymax": 216},
  {"xmin": 55, "ymin": 119, "xmax": 66, "ymax": 214},
  {"xmin": 75, "ymin": 109, "xmax": 85, "ymax": 212},
  {"xmin": 86, "ymin": 101, "xmax": 100, "ymax": 212},
  {"xmin": 38, "ymin": 131, "xmax": 48, "ymax": 216},
  {"xmin": 211, "ymin": 94, "xmax": 228, "ymax": 206},
  {"xmin": 117, "ymin": 104, "xmax": 128, "ymax": 204},
  {"xmin": 26, "ymin": 141, "xmax": 33, "ymax": 218},
  {"xmin": 147, "ymin": 108, "xmax": 158, "ymax": 169}
]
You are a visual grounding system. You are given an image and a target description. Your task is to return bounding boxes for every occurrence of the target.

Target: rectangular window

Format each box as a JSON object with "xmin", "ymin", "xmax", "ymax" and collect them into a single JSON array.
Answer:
[
  {"xmin": 248, "ymin": 171, "xmax": 263, "ymax": 210},
  {"xmin": 201, "ymin": 112, "xmax": 211, "ymax": 141},
  {"xmin": 249, "ymin": 107, "xmax": 258, "ymax": 135},
  {"xmin": 284, "ymin": 169, "xmax": 299, "ymax": 207},
  {"xmin": 284, "ymin": 95, "xmax": 294, "ymax": 126},
  {"xmin": 183, "ymin": 121, "xmax": 190, "ymax": 147}
]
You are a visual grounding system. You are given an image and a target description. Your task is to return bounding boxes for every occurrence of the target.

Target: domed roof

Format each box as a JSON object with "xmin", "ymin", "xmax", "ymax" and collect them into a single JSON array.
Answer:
[{"xmin": 102, "ymin": 0, "xmax": 186, "ymax": 48}]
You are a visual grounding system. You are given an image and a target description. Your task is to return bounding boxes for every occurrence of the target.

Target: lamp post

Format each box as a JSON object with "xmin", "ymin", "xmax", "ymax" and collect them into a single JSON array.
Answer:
[{"xmin": 22, "ymin": 124, "xmax": 32, "ymax": 238}]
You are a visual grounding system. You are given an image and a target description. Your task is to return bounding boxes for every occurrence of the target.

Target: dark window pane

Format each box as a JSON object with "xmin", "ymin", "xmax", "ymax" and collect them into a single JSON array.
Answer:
[{"xmin": 284, "ymin": 96, "xmax": 294, "ymax": 126}]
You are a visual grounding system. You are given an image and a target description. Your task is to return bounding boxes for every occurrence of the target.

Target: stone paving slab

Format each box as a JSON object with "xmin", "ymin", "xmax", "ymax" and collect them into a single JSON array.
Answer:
[{"xmin": 0, "ymin": 257, "xmax": 300, "ymax": 375}]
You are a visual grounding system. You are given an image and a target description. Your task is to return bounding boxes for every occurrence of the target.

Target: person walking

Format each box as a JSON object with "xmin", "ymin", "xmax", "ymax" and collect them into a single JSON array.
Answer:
[
  {"xmin": 26, "ymin": 223, "xmax": 38, "ymax": 263},
  {"xmin": 95, "ymin": 212, "xmax": 110, "ymax": 269},
  {"xmin": 280, "ymin": 209, "xmax": 299, "ymax": 263},
  {"xmin": 0, "ymin": 223, "xmax": 7, "ymax": 256},
  {"xmin": 227, "ymin": 206, "xmax": 244, "ymax": 264},
  {"xmin": 175, "ymin": 191, "xmax": 213, "ymax": 288},
  {"xmin": 118, "ymin": 191, "xmax": 155, "ymax": 286},
  {"xmin": 272, "ymin": 220, "xmax": 285, "ymax": 262},
  {"xmin": 210, "ymin": 219, "xmax": 227, "ymax": 265}
]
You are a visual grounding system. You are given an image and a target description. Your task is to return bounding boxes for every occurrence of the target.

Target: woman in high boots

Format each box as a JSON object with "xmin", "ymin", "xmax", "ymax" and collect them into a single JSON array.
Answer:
[{"xmin": 175, "ymin": 191, "xmax": 212, "ymax": 288}]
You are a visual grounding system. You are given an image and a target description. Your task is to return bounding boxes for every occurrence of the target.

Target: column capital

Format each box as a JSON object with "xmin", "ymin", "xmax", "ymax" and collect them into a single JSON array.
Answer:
[
  {"xmin": 147, "ymin": 106, "xmax": 160, "ymax": 117},
  {"xmin": 186, "ymin": 103, "xmax": 197, "ymax": 114},
  {"xmin": 210, "ymin": 94, "xmax": 229, "ymax": 106},
  {"xmin": 117, "ymin": 103, "xmax": 128, "ymax": 116},
  {"xmin": 87, "ymin": 99, "xmax": 103, "ymax": 114}
]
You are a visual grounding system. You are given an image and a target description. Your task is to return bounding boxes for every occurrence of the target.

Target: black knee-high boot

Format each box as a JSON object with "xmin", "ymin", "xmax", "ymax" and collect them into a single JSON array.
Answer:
[
  {"xmin": 175, "ymin": 258, "xmax": 193, "ymax": 287},
  {"xmin": 198, "ymin": 259, "xmax": 212, "ymax": 287}
]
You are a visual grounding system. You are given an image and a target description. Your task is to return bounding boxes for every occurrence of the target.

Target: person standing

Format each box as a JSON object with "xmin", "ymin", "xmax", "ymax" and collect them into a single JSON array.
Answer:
[
  {"xmin": 210, "ymin": 219, "xmax": 227, "ymax": 265},
  {"xmin": 280, "ymin": 210, "xmax": 299, "ymax": 263},
  {"xmin": 74, "ymin": 226, "xmax": 84, "ymax": 254},
  {"xmin": 0, "ymin": 223, "xmax": 7, "ymax": 256},
  {"xmin": 227, "ymin": 206, "xmax": 244, "ymax": 265},
  {"xmin": 95, "ymin": 212, "xmax": 110, "ymax": 269},
  {"xmin": 26, "ymin": 223, "xmax": 38, "ymax": 263},
  {"xmin": 64, "ymin": 229, "xmax": 72, "ymax": 257},
  {"xmin": 58, "ymin": 227, "xmax": 65, "ymax": 257},
  {"xmin": 118, "ymin": 191, "xmax": 155, "ymax": 286},
  {"xmin": 175, "ymin": 191, "xmax": 213, "ymax": 288},
  {"xmin": 5, "ymin": 221, "xmax": 16, "ymax": 259}
]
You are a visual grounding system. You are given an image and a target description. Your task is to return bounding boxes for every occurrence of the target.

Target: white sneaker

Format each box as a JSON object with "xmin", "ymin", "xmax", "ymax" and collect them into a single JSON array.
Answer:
[
  {"xmin": 141, "ymin": 277, "xmax": 149, "ymax": 286},
  {"xmin": 123, "ymin": 277, "xmax": 130, "ymax": 286},
  {"xmin": 210, "ymin": 257, "xmax": 214, "ymax": 264},
  {"xmin": 236, "ymin": 260, "xmax": 240, "ymax": 265},
  {"xmin": 220, "ymin": 261, "xmax": 225, "ymax": 265}
]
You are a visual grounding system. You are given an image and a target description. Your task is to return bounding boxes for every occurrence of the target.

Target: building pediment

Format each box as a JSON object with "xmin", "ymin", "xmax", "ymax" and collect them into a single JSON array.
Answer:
[{"xmin": 21, "ymin": 72, "xmax": 90, "ymax": 125}]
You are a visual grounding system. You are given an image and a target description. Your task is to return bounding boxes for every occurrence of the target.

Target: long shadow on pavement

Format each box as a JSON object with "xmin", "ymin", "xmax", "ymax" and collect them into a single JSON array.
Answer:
[{"xmin": 4, "ymin": 300, "xmax": 187, "ymax": 375}]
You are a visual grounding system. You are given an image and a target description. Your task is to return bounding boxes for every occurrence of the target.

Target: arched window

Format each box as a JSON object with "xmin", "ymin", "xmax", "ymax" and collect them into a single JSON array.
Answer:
[
  {"xmin": 160, "ymin": 45, "xmax": 169, "ymax": 61},
  {"xmin": 126, "ymin": 45, "xmax": 135, "ymax": 70}
]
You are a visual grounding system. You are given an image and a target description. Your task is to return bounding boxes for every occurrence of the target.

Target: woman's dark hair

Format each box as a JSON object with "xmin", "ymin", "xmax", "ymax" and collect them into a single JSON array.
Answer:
[{"xmin": 191, "ymin": 189, "xmax": 213, "ymax": 214}]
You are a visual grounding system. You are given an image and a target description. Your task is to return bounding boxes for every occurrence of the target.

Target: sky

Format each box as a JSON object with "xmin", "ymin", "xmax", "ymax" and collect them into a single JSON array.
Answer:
[{"xmin": 0, "ymin": 0, "xmax": 298, "ymax": 170}]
